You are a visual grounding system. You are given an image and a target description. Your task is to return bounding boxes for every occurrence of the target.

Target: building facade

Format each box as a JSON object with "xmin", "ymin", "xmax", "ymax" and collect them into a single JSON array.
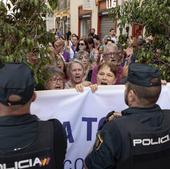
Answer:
[
  {"xmin": 54, "ymin": 0, "xmax": 70, "ymax": 37},
  {"xmin": 47, "ymin": 0, "xmax": 143, "ymax": 39},
  {"xmin": 70, "ymin": 0, "xmax": 118, "ymax": 38},
  {"xmin": 97, "ymin": 0, "xmax": 117, "ymax": 38}
]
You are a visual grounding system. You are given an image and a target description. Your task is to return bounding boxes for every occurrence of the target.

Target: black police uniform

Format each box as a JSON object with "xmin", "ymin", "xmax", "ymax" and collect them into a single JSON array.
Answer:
[
  {"xmin": 86, "ymin": 105, "xmax": 170, "ymax": 169},
  {"xmin": 85, "ymin": 63, "xmax": 170, "ymax": 169},
  {"xmin": 0, "ymin": 114, "xmax": 67, "ymax": 169},
  {"xmin": 0, "ymin": 63, "xmax": 67, "ymax": 169}
]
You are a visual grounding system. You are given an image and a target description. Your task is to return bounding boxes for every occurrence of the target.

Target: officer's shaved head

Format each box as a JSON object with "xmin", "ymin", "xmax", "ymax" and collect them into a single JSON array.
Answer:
[
  {"xmin": 125, "ymin": 63, "xmax": 161, "ymax": 107},
  {"xmin": 126, "ymin": 81, "xmax": 161, "ymax": 106}
]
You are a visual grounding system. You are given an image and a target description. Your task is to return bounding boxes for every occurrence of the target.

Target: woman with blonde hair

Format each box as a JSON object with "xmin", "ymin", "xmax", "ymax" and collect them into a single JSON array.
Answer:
[
  {"xmin": 65, "ymin": 59, "xmax": 91, "ymax": 89},
  {"xmin": 76, "ymin": 50, "xmax": 92, "ymax": 81}
]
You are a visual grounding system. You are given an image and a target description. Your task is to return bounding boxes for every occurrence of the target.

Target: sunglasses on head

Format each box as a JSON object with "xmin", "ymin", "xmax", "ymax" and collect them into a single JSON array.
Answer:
[{"xmin": 72, "ymin": 34, "xmax": 77, "ymax": 37}]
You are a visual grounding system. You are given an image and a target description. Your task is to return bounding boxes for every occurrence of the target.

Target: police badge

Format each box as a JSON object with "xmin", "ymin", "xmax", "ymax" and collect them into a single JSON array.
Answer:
[{"xmin": 95, "ymin": 132, "xmax": 103, "ymax": 151}]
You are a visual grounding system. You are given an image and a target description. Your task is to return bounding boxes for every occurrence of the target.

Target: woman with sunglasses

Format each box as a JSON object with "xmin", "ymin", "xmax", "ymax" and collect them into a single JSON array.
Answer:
[{"xmin": 77, "ymin": 38, "xmax": 89, "ymax": 52}]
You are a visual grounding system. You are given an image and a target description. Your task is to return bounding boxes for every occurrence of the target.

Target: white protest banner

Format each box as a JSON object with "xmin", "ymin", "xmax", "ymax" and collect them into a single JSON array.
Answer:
[{"xmin": 31, "ymin": 84, "xmax": 170, "ymax": 169}]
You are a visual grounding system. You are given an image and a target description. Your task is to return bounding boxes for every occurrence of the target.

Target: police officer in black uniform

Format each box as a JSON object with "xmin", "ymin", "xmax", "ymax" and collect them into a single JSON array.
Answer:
[
  {"xmin": 85, "ymin": 63, "xmax": 170, "ymax": 169},
  {"xmin": 0, "ymin": 63, "xmax": 67, "ymax": 169}
]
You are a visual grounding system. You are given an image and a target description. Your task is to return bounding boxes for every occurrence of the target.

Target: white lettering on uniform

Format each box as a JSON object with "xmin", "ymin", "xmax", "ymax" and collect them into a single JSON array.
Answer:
[
  {"xmin": 14, "ymin": 162, "xmax": 18, "ymax": 169},
  {"xmin": 18, "ymin": 160, "xmax": 30, "ymax": 169},
  {"xmin": 32, "ymin": 157, "xmax": 41, "ymax": 167},
  {"xmin": 133, "ymin": 139, "xmax": 142, "ymax": 146},
  {"xmin": 133, "ymin": 134, "xmax": 170, "ymax": 146},
  {"xmin": 142, "ymin": 139, "xmax": 150, "ymax": 146},
  {"xmin": 161, "ymin": 135, "xmax": 170, "ymax": 143},
  {"xmin": 3, "ymin": 164, "xmax": 15, "ymax": 169},
  {"xmin": 0, "ymin": 157, "xmax": 49, "ymax": 169},
  {"xmin": 150, "ymin": 138, "xmax": 159, "ymax": 145}
]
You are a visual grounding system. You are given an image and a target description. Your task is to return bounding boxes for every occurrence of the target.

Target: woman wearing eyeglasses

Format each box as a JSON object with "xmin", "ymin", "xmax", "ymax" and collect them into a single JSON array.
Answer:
[{"xmin": 42, "ymin": 65, "xmax": 66, "ymax": 90}]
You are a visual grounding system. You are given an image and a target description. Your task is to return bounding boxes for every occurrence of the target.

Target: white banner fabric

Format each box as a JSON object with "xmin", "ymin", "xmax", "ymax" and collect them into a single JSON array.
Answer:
[{"xmin": 31, "ymin": 84, "xmax": 170, "ymax": 169}]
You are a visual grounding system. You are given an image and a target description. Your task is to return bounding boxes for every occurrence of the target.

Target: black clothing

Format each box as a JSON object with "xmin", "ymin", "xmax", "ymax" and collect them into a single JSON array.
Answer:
[
  {"xmin": 85, "ymin": 104, "xmax": 170, "ymax": 169},
  {"xmin": 66, "ymin": 31, "xmax": 71, "ymax": 40},
  {"xmin": 0, "ymin": 63, "xmax": 35, "ymax": 106},
  {"xmin": 127, "ymin": 63, "xmax": 161, "ymax": 87},
  {"xmin": 0, "ymin": 114, "xmax": 67, "ymax": 169},
  {"xmin": 86, "ymin": 69, "xmax": 93, "ymax": 82}
]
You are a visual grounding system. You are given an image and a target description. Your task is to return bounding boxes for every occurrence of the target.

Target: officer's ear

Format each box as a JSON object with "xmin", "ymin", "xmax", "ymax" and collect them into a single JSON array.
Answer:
[
  {"xmin": 31, "ymin": 92, "xmax": 36, "ymax": 102},
  {"xmin": 127, "ymin": 89, "xmax": 137, "ymax": 106}
]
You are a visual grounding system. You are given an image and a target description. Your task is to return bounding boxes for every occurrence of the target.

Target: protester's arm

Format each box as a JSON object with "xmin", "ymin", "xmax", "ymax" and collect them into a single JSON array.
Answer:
[
  {"xmin": 75, "ymin": 83, "xmax": 85, "ymax": 92},
  {"xmin": 98, "ymin": 111, "xmax": 122, "ymax": 131},
  {"xmin": 75, "ymin": 82, "xmax": 98, "ymax": 93},
  {"xmin": 89, "ymin": 84, "xmax": 98, "ymax": 93},
  {"xmin": 161, "ymin": 80, "xmax": 167, "ymax": 85}
]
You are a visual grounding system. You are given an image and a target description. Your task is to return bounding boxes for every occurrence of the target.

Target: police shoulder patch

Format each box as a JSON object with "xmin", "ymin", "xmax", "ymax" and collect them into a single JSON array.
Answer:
[{"xmin": 95, "ymin": 132, "xmax": 103, "ymax": 151}]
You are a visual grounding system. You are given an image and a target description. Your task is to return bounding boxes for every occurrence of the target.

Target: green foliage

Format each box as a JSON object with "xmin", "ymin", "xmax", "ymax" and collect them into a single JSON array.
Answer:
[
  {"xmin": 110, "ymin": 0, "xmax": 170, "ymax": 81},
  {"xmin": 0, "ymin": 0, "xmax": 57, "ymax": 88},
  {"xmin": 48, "ymin": 0, "xmax": 58, "ymax": 10}
]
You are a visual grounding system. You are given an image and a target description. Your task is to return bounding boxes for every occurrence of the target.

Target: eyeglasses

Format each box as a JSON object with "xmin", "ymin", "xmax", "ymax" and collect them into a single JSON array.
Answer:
[
  {"xmin": 50, "ymin": 77, "xmax": 63, "ymax": 83},
  {"xmin": 79, "ymin": 43, "xmax": 85, "ymax": 46},
  {"xmin": 103, "ymin": 52, "xmax": 117, "ymax": 57}
]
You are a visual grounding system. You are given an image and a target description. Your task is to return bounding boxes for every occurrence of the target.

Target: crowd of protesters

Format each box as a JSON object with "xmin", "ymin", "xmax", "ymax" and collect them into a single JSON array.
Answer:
[
  {"xmin": 0, "ymin": 26, "xmax": 169, "ymax": 169},
  {"xmin": 26, "ymin": 28, "xmax": 167, "ymax": 91}
]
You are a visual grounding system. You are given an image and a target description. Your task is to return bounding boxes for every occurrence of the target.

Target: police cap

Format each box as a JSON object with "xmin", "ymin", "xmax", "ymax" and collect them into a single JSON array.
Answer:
[
  {"xmin": 0, "ymin": 63, "xmax": 35, "ymax": 106},
  {"xmin": 127, "ymin": 63, "xmax": 161, "ymax": 87}
]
